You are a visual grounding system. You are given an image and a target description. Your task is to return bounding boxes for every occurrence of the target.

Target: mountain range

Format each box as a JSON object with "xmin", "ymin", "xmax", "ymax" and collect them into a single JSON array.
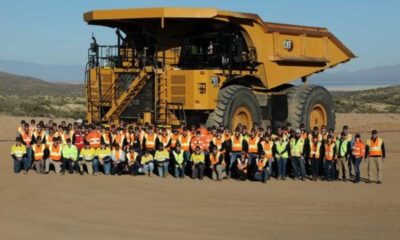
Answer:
[{"xmin": 0, "ymin": 59, "xmax": 399, "ymax": 86}]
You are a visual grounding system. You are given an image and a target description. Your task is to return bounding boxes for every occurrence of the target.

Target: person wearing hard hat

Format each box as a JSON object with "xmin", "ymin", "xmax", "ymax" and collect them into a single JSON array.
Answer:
[
  {"xmin": 352, "ymin": 133, "xmax": 366, "ymax": 184},
  {"xmin": 365, "ymin": 129, "xmax": 386, "ymax": 184},
  {"xmin": 172, "ymin": 144, "xmax": 185, "ymax": 178},
  {"xmin": 61, "ymin": 138, "xmax": 78, "ymax": 175},
  {"xmin": 190, "ymin": 146, "xmax": 206, "ymax": 180},
  {"xmin": 335, "ymin": 131, "xmax": 351, "ymax": 182},
  {"xmin": 290, "ymin": 129, "xmax": 306, "ymax": 180},
  {"xmin": 11, "ymin": 137, "xmax": 28, "ymax": 174}
]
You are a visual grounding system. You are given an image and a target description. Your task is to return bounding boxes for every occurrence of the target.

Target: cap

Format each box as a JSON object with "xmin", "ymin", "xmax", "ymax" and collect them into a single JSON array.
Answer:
[{"xmin": 372, "ymin": 129, "xmax": 378, "ymax": 134}]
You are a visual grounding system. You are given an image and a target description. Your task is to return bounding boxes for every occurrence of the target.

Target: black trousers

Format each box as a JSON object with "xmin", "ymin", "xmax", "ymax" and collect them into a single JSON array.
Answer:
[
  {"xmin": 62, "ymin": 158, "xmax": 76, "ymax": 173},
  {"xmin": 192, "ymin": 163, "xmax": 205, "ymax": 179},
  {"xmin": 112, "ymin": 162, "xmax": 125, "ymax": 175}
]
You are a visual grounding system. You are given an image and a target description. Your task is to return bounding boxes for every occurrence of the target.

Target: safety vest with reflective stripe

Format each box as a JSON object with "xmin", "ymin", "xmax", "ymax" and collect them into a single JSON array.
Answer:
[
  {"xmin": 275, "ymin": 141, "xmax": 289, "ymax": 158},
  {"xmin": 45, "ymin": 134, "xmax": 54, "ymax": 148},
  {"xmin": 212, "ymin": 137, "xmax": 224, "ymax": 151},
  {"xmin": 158, "ymin": 135, "xmax": 171, "ymax": 148},
  {"xmin": 102, "ymin": 133, "xmax": 111, "ymax": 145},
  {"xmin": 257, "ymin": 158, "xmax": 268, "ymax": 170},
  {"xmin": 262, "ymin": 140, "xmax": 274, "ymax": 158},
  {"xmin": 352, "ymin": 140, "xmax": 366, "ymax": 158},
  {"xmin": 11, "ymin": 144, "xmax": 26, "ymax": 158},
  {"xmin": 173, "ymin": 151, "xmax": 185, "ymax": 165},
  {"xmin": 127, "ymin": 151, "xmax": 138, "ymax": 163},
  {"xmin": 367, "ymin": 138, "xmax": 383, "ymax": 157},
  {"xmin": 114, "ymin": 133, "xmax": 125, "ymax": 147},
  {"xmin": 210, "ymin": 152, "xmax": 221, "ymax": 165},
  {"xmin": 170, "ymin": 133, "xmax": 180, "ymax": 148},
  {"xmin": 32, "ymin": 144, "xmax": 45, "ymax": 161},
  {"xmin": 21, "ymin": 131, "xmax": 32, "ymax": 146},
  {"xmin": 309, "ymin": 142, "xmax": 321, "ymax": 159},
  {"xmin": 80, "ymin": 148, "xmax": 96, "ymax": 161},
  {"xmin": 290, "ymin": 138, "xmax": 304, "ymax": 157},
  {"xmin": 87, "ymin": 132, "xmax": 101, "ymax": 149},
  {"xmin": 144, "ymin": 133, "xmax": 157, "ymax": 150},
  {"xmin": 179, "ymin": 135, "xmax": 191, "ymax": 151},
  {"xmin": 325, "ymin": 143, "xmax": 335, "ymax": 161},
  {"xmin": 97, "ymin": 147, "xmax": 111, "ymax": 160},
  {"xmin": 248, "ymin": 136, "xmax": 259, "ymax": 154},
  {"xmin": 50, "ymin": 145, "xmax": 62, "ymax": 161},
  {"xmin": 231, "ymin": 136, "xmax": 243, "ymax": 152},
  {"xmin": 335, "ymin": 139, "xmax": 349, "ymax": 158}
]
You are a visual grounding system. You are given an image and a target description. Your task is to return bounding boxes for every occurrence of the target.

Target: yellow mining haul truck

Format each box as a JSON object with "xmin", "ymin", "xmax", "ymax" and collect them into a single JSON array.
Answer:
[{"xmin": 84, "ymin": 7, "xmax": 355, "ymax": 130}]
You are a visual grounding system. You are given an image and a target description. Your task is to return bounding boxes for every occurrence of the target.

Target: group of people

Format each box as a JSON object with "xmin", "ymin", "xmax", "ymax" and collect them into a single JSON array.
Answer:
[{"xmin": 11, "ymin": 119, "xmax": 386, "ymax": 184}]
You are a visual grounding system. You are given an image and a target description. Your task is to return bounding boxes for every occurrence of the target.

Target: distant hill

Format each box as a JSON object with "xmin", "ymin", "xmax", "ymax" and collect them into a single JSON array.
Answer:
[
  {"xmin": 0, "ymin": 71, "xmax": 84, "ymax": 96},
  {"xmin": 0, "ymin": 71, "xmax": 85, "ymax": 119},
  {"xmin": 0, "ymin": 59, "xmax": 84, "ymax": 83},
  {"xmin": 332, "ymin": 85, "xmax": 400, "ymax": 113},
  {"xmin": 309, "ymin": 64, "xmax": 400, "ymax": 86}
]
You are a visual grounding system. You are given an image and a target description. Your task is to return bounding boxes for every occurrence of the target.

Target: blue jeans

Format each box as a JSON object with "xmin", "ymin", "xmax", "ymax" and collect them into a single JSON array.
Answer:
[
  {"xmin": 324, "ymin": 161, "xmax": 334, "ymax": 180},
  {"xmin": 103, "ymin": 161, "xmax": 112, "ymax": 175},
  {"xmin": 254, "ymin": 169, "xmax": 268, "ymax": 182},
  {"xmin": 354, "ymin": 157, "xmax": 362, "ymax": 182},
  {"xmin": 292, "ymin": 157, "xmax": 306, "ymax": 179},
  {"xmin": 277, "ymin": 157, "xmax": 287, "ymax": 178},
  {"xmin": 156, "ymin": 161, "xmax": 169, "ymax": 177},
  {"xmin": 143, "ymin": 162, "xmax": 154, "ymax": 175},
  {"xmin": 174, "ymin": 164, "xmax": 185, "ymax": 178},
  {"xmin": 229, "ymin": 152, "xmax": 241, "ymax": 176},
  {"xmin": 26, "ymin": 147, "xmax": 32, "ymax": 168},
  {"xmin": 93, "ymin": 158, "xmax": 99, "ymax": 173},
  {"xmin": 13, "ymin": 158, "xmax": 29, "ymax": 173},
  {"xmin": 311, "ymin": 157, "xmax": 320, "ymax": 178}
]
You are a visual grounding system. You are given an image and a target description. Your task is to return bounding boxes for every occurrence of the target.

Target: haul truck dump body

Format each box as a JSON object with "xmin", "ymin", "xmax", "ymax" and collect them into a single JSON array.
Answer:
[{"xmin": 84, "ymin": 8, "xmax": 355, "ymax": 130}]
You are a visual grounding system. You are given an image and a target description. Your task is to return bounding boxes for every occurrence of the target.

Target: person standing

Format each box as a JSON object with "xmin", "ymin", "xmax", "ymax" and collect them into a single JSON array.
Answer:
[
  {"xmin": 290, "ymin": 129, "xmax": 306, "ymax": 180},
  {"xmin": 365, "ymin": 130, "xmax": 386, "ymax": 184},
  {"xmin": 335, "ymin": 132, "xmax": 351, "ymax": 182},
  {"xmin": 324, "ymin": 136, "xmax": 336, "ymax": 181},
  {"xmin": 309, "ymin": 136, "xmax": 322, "ymax": 181},
  {"xmin": 11, "ymin": 137, "xmax": 28, "ymax": 174},
  {"xmin": 190, "ymin": 146, "xmax": 206, "ymax": 180},
  {"xmin": 228, "ymin": 128, "xmax": 248, "ymax": 178},
  {"xmin": 61, "ymin": 138, "xmax": 78, "ymax": 175},
  {"xmin": 260, "ymin": 135, "xmax": 274, "ymax": 178},
  {"xmin": 154, "ymin": 144, "xmax": 170, "ymax": 178},
  {"xmin": 45, "ymin": 137, "xmax": 63, "ymax": 174},
  {"xmin": 274, "ymin": 134, "xmax": 289, "ymax": 180},
  {"xmin": 20, "ymin": 123, "xmax": 33, "ymax": 170},
  {"xmin": 352, "ymin": 134, "xmax": 366, "ymax": 183}
]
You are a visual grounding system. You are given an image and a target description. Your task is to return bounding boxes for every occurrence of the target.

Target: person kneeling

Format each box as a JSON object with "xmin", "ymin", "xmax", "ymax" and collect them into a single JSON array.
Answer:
[
  {"xmin": 235, "ymin": 152, "xmax": 249, "ymax": 181},
  {"xmin": 190, "ymin": 146, "xmax": 205, "ymax": 180},
  {"xmin": 62, "ymin": 138, "xmax": 78, "ymax": 175},
  {"xmin": 79, "ymin": 141, "xmax": 96, "ymax": 175},
  {"xmin": 45, "ymin": 137, "xmax": 63, "ymax": 174},
  {"xmin": 97, "ymin": 143, "xmax": 112, "ymax": 175},
  {"xmin": 254, "ymin": 152, "xmax": 269, "ymax": 184},
  {"xmin": 127, "ymin": 147, "xmax": 141, "ymax": 176},
  {"xmin": 141, "ymin": 151, "xmax": 154, "ymax": 177},
  {"xmin": 172, "ymin": 144, "xmax": 185, "ymax": 178},
  {"xmin": 111, "ymin": 144, "xmax": 125, "ymax": 176},
  {"xmin": 209, "ymin": 147, "xmax": 226, "ymax": 181},
  {"xmin": 154, "ymin": 144, "xmax": 170, "ymax": 178}
]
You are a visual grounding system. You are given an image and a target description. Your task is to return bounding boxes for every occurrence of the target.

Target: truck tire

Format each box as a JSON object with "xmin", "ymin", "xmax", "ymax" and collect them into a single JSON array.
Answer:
[
  {"xmin": 287, "ymin": 84, "xmax": 335, "ymax": 131},
  {"xmin": 206, "ymin": 85, "xmax": 262, "ymax": 128}
]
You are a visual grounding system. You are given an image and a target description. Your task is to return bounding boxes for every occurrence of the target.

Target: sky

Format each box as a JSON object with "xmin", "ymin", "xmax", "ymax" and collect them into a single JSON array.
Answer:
[{"xmin": 0, "ymin": 0, "xmax": 399, "ymax": 72}]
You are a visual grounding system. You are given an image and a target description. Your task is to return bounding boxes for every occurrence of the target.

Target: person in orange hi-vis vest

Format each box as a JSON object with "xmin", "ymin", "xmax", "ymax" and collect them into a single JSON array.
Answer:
[
  {"xmin": 365, "ymin": 129, "xmax": 386, "ymax": 184},
  {"xmin": 260, "ymin": 134, "xmax": 274, "ymax": 178},
  {"xmin": 170, "ymin": 128, "xmax": 181, "ymax": 150},
  {"xmin": 32, "ymin": 136, "xmax": 46, "ymax": 174},
  {"xmin": 45, "ymin": 137, "xmax": 63, "ymax": 174},
  {"xmin": 86, "ymin": 126, "xmax": 102, "ymax": 150},
  {"xmin": 157, "ymin": 128, "xmax": 171, "ymax": 151},
  {"xmin": 309, "ymin": 136, "xmax": 322, "ymax": 181},
  {"xmin": 229, "ymin": 128, "xmax": 248, "ymax": 178},
  {"xmin": 324, "ymin": 135, "xmax": 336, "ymax": 181},
  {"xmin": 247, "ymin": 128, "xmax": 261, "ymax": 176},
  {"xmin": 352, "ymin": 133, "xmax": 366, "ymax": 184},
  {"xmin": 190, "ymin": 130, "xmax": 206, "ymax": 152},
  {"xmin": 178, "ymin": 128, "xmax": 192, "ymax": 168},
  {"xmin": 254, "ymin": 151, "xmax": 269, "ymax": 184},
  {"xmin": 209, "ymin": 146, "xmax": 226, "ymax": 181},
  {"xmin": 142, "ymin": 126, "xmax": 157, "ymax": 155}
]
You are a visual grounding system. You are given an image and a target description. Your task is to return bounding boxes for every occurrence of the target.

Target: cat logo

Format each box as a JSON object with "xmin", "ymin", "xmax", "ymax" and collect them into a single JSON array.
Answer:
[{"xmin": 283, "ymin": 40, "xmax": 294, "ymax": 51}]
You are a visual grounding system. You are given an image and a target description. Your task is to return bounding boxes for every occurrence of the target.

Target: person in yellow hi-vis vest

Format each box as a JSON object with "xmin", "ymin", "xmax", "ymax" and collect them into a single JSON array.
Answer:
[
  {"xmin": 190, "ymin": 146, "xmax": 206, "ymax": 180},
  {"xmin": 11, "ymin": 137, "xmax": 28, "ymax": 174},
  {"xmin": 290, "ymin": 129, "xmax": 306, "ymax": 180},
  {"xmin": 79, "ymin": 141, "xmax": 96, "ymax": 175},
  {"xmin": 154, "ymin": 144, "xmax": 170, "ymax": 178},
  {"xmin": 365, "ymin": 129, "xmax": 386, "ymax": 184}
]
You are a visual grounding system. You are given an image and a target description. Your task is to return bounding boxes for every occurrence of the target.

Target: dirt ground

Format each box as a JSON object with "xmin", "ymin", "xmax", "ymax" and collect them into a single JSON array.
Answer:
[{"xmin": 0, "ymin": 114, "xmax": 399, "ymax": 240}]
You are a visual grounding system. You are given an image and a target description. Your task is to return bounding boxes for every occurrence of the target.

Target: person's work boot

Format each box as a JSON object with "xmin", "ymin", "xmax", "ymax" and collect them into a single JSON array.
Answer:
[{"xmin": 377, "ymin": 180, "xmax": 382, "ymax": 184}]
